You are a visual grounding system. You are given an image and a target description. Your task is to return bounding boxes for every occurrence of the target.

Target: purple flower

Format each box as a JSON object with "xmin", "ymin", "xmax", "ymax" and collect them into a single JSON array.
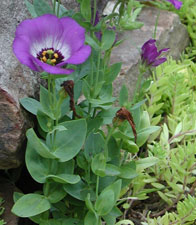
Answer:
[
  {"xmin": 13, "ymin": 14, "xmax": 91, "ymax": 74},
  {"xmin": 141, "ymin": 39, "xmax": 169, "ymax": 67},
  {"xmin": 165, "ymin": 0, "xmax": 182, "ymax": 9}
]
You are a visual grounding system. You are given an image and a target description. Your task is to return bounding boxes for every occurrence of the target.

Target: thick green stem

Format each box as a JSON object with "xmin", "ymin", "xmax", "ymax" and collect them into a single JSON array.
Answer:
[{"xmin": 57, "ymin": 0, "xmax": 61, "ymax": 17}]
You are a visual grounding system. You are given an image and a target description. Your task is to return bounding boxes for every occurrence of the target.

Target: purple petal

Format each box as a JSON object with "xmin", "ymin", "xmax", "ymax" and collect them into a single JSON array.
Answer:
[
  {"xmin": 63, "ymin": 45, "xmax": 91, "ymax": 64},
  {"xmin": 15, "ymin": 14, "xmax": 63, "ymax": 49},
  {"xmin": 151, "ymin": 57, "xmax": 167, "ymax": 67},
  {"xmin": 13, "ymin": 36, "xmax": 38, "ymax": 71},
  {"xmin": 165, "ymin": 0, "xmax": 182, "ymax": 9},
  {"xmin": 158, "ymin": 48, "xmax": 170, "ymax": 55},
  {"xmin": 141, "ymin": 39, "xmax": 156, "ymax": 52},
  {"xmin": 31, "ymin": 56, "xmax": 74, "ymax": 74},
  {"xmin": 59, "ymin": 17, "xmax": 86, "ymax": 53}
]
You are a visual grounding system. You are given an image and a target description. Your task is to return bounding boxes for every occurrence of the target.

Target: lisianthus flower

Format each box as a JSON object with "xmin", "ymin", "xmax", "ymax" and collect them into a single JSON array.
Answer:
[
  {"xmin": 13, "ymin": 14, "xmax": 91, "ymax": 74},
  {"xmin": 141, "ymin": 39, "xmax": 169, "ymax": 67},
  {"xmin": 165, "ymin": 0, "xmax": 182, "ymax": 9}
]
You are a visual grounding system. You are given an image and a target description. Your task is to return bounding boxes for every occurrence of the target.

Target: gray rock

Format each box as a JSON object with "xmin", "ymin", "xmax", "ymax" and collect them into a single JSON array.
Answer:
[
  {"xmin": 111, "ymin": 7, "xmax": 189, "ymax": 97},
  {"xmin": 0, "ymin": 0, "xmax": 40, "ymax": 169}
]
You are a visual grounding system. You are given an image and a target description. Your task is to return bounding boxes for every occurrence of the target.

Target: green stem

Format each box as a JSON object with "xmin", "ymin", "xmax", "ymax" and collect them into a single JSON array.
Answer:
[
  {"xmin": 94, "ymin": 51, "xmax": 101, "ymax": 98},
  {"xmin": 48, "ymin": 74, "xmax": 53, "ymax": 109},
  {"xmin": 88, "ymin": 103, "xmax": 92, "ymax": 115},
  {"xmin": 53, "ymin": 0, "xmax": 56, "ymax": 14},
  {"xmin": 96, "ymin": 176, "xmax": 99, "ymax": 198},
  {"xmin": 92, "ymin": 0, "xmax": 97, "ymax": 25},
  {"xmin": 57, "ymin": 0, "xmax": 61, "ymax": 17},
  {"xmin": 90, "ymin": 53, "xmax": 94, "ymax": 86},
  {"xmin": 153, "ymin": 12, "xmax": 160, "ymax": 39},
  {"xmin": 92, "ymin": 108, "xmax": 97, "ymax": 118},
  {"xmin": 132, "ymin": 64, "xmax": 146, "ymax": 104}
]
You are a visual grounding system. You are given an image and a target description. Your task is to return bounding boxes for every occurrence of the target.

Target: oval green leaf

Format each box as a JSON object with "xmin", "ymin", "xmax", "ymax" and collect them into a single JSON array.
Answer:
[{"xmin": 12, "ymin": 194, "xmax": 50, "ymax": 217}]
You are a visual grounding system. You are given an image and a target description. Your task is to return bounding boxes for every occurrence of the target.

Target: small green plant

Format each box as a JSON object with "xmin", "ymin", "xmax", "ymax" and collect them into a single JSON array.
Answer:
[{"xmin": 123, "ymin": 57, "xmax": 196, "ymax": 223}]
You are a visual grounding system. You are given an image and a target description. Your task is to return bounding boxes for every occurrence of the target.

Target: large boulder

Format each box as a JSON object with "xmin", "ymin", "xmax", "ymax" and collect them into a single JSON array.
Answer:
[
  {"xmin": 0, "ymin": 1, "xmax": 39, "ymax": 169},
  {"xmin": 110, "ymin": 6, "xmax": 189, "ymax": 97}
]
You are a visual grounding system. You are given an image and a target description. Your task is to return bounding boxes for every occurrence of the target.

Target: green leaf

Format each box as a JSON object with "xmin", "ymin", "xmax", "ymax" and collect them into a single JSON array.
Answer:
[
  {"xmin": 85, "ymin": 193, "xmax": 95, "ymax": 213},
  {"xmin": 85, "ymin": 34, "xmax": 100, "ymax": 50},
  {"xmin": 46, "ymin": 183, "xmax": 67, "ymax": 203},
  {"xmin": 50, "ymin": 119, "xmax": 87, "ymax": 162},
  {"xmin": 13, "ymin": 192, "xmax": 24, "ymax": 203},
  {"xmin": 64, "ymin": 180, "xmax": 96, "ymax": 201},
  {"xmin": 37, "ymin": 110, "xmax": 54, "ymax": 132},
  {"xmin": 91, "ymin": 153, "xmax": 106, "ymax": 177},
  {"xmin": 84, "ymin": 132, "xmax": 105, "ymax": 161},
  {"xmin": 157, "ymin": 191, "xmax": 173, "ymax": 205},
  {"xmin": 95, "ymin": 189, "xmax": 115, "ymax": 216},
  {"xmin": 136, "ymin": 157, "xmax": 159, "ymax": 171},
  {"xmin": 104, "ymin": 180, "xmax": 122, "ymax": 203},
  {"xmin": 76, "ymin": 152, "xmax": 88, "ymax": 170},
  {"xmin": 105, "ymin": 63, "xmax": 122, "ymax": 84},
  {"xmin": 119, "ymin": 84, "xmax": 129, "ymax": 106},
  {"xmin": 86, "ymin": 117, "xmax": 103, "ymax": 134},
  {"xmin": 137, "ymin": 126, "xmax": 160, "ymax": 147},
  {"xmin": 20, "ymin": 97, "xmax": 41, "ymax": 115},
  {"xmin": 24, "ymin": 0, "xmax": 37, "ymax": 17},
  {"xmin": 12, "ymin": 194, "xmax": 50, "ymax": 217},
  {"xmin": 108, "ymin": 137, "xmax": 121, "ymax": 166},
  {"xmin": 40, "ymin": 85, "xmax": 55, "ymax": 119},
  {"xmin": 81, "ymin": 0, "xmax": 91, "ymax": 21},
  {"xmin": 122, "ymin": 140, "xmax": 139, "ymax": 153},
  {"xmin": 97, "ymin": 108, "xmax": 119, "ymax": 125},
  {"xmin": 47, "ymin": 174, "xmax": 80, "ymax": 184},
  {"xmin": 119, "ymin": 162, "xmax": 138, "ymax": 179},
  {"xmin": 101, "ymin": 29, "xmax": 116, "ymax": 51},
  {"xmin": 26, "ymin": 128, "xmax": 56, "ymax": 159},
  {"xmin": 103, "ymin": 214, "xmax": 116, "ymax": 225},
  {"xmin": 33, "ymin": 0, "xmax": 53, "ymax": 16},
  {"xmin": 25, "ymin": 143, "xmax": 51, "ymax": 183},
  {"xmin": 115, "ymin": 220, "xmax": 134, "ymax": 225},
  {"xmin": 105, "ymin": 164, "xmax": 121, "ymax": 176},
  {"xmin": 84, "ymin": 211, "xmax": 98, "ymax": 225}
]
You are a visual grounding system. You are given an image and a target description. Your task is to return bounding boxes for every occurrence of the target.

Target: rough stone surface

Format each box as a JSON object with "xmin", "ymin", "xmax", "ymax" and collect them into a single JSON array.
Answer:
[
  {"xmin": 110, "ymin": 6, "xmax": 190, "ymax": 97},
  {"xmin": 0, "ymin": 0, "xmax": 40, "ymax": 169}
]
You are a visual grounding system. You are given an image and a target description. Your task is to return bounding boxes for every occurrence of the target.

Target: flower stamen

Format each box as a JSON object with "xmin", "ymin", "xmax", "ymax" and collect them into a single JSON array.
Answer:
[
  {"xmin": 37, "ymin": 48, "xmax": 64, "ymax": 66},
  {"xmin": 54, "ymin": 53, "xmax": 59, "ymax": 59}
]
